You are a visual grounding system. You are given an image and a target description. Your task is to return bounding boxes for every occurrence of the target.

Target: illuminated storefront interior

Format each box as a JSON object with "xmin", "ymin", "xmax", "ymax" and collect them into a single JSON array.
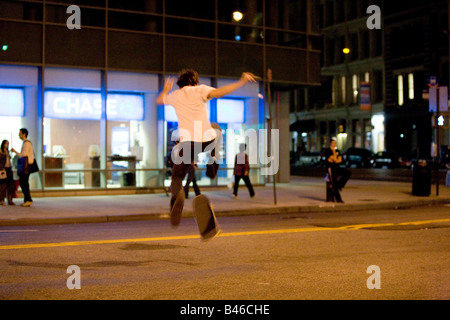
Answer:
[{"xmin": 0, "ymin": 65, "xmax": 265, "ymax": 193}]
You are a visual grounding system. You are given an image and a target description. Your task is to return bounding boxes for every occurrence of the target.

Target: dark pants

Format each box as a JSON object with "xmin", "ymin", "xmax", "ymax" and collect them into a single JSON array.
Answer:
[
  {"xmin": 184, "ymin": 166, "xmax": 201, "ymax": 198},
  {"xmin": 0, "ymin": 168, "xmax": 15, "ymax": 204},
  {"xmin": 19, "ymin": 173, "xmax": 32, "ymax": 203},
  {"xmin": 327, "ymin": 166, "xmax": 351, "ymax": 202},
  {"xmin": 233, "ymin": 175, "xmax": 255, "ymax": 197},
  {"xmin": 171, "ymin": 140, "xmax": 215, "ymax": 209}
]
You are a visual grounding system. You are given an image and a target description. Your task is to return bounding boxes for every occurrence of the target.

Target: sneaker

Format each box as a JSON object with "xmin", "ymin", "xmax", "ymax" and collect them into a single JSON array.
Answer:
[
  {"xmin": 21, "ymin": 201, "xmax": 32, "ymax": 207},
  {"xmin": 170, "ymin": 191, "xmax": 184, "ymax": 227},
  {"xmin": 232, "ymin": 194, "xmax": 237, "ymax": 199},
  {"xmin": 251, "ymin": 193, "xmax": 257, "ymax": 198}
]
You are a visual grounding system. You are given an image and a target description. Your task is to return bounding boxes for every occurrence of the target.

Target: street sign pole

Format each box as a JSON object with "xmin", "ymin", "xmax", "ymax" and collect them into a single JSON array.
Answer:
[
  {"xmin": 266, "ymin": 68, "xmax": 277, "ymax": 205},
  {"xmin": 436, "ymin": 90, "xmax": 439, "ymax": 196}
]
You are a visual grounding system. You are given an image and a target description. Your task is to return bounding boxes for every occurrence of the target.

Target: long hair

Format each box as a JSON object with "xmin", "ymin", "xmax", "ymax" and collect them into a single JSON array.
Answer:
[
  {"xmin": 176, "ymin": 69, "xmax": 199, "ymax": 88},
  {"xmin": 1, "ymin": 140, "xmax": 8, "ymax": 152}
]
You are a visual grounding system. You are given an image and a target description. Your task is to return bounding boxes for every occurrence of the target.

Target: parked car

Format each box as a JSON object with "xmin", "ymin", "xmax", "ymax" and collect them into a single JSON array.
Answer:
[
  {"xmin": 343, "ymin": 147, "xmax": 373, "ymax": 168},
  {"xmin": 298, "ymin": 151, "xmax": 321, "ymax": 167},
  {"xmin": 371, "ymin": 151, "xmax": 400, "ymax": 168}
]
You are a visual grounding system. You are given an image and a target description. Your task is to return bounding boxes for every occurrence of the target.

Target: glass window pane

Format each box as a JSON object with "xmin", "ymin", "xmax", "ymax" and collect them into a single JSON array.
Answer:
[
  {"xmin": 265, "ymin": 0, "xmax": 306, "ymax": 31},
  {"xmin": 109, "ymin": 11, "xmax": 162, "ymax": 32},
  {"xmin": 397, "ymin": 75, "xmax": 404, "ymax": 106},
  {"xmin": 218, "ymin": 24, "xmax": 263, "ymax": 43},
  {"xmin": 265, "ymin": 30, "xmax": 306, "ymax": 48},
  {"xmin": 46, "ymin": 0, "xmax": 105, "ymax": 8},
  {"xmin": 408, "ymin": 73, "xmax": 414, "ymax": 100},
  {"xmin": 109, "ymin": 0, "xmax": 161, "ymax": 13},
  {"xmin": 0, "ymin": 21, "xmax": 42, "ymax": 64},
  {"xmin": 46, "ymin": 5, "xmax": 105, "ymax": 27},
  {"xmin": 43, "ymin": 90, "xmax": 102, "ymax": 189},
  {"xmin": 218, "ymin": 0, "xmax": 263, "ymax": 26},
  {"xmin": 165, "ymin": 37, "xmax": 215, "ymax": 74},
  {"xmin": 165, "ymin": 0, "xmax": 215, "ymax": 20},
  {"xmin": 218, "ymin": 42, "xmax": 262, "ymax": 77},
  {"xmin": 166, "ymin": 18, "xmax": 215, "ymax": 39},
  {"xmin": 108, "ymin": 32, "xmax": 162, "ymax": 71},
  {"xmin": 46, "ymin": 26, "xmax": 105, "ymax": 67},
  {"xmin": 0, "ymin": 0, "xmax": 43, "ymax": 21},
  {"xmin": 43, "ymin": 117, "xmax": 102, "ymax": 189}
]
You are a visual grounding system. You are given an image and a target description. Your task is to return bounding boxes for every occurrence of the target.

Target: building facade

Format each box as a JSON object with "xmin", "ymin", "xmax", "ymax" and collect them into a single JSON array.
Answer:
[
  {"xmin": 290, "ymin": 0, "xmax": 385, "ymax": 159},
  {"xmin": 0, "ymin": 0, "xmax": 321, "ymax": 194},
  {"xmin": 384, "ymin": 0, "xmax": 449, "ymax": 160},
  {"xmin": 290, "ymin": 0, "xmax": 449, "ymax": 166}
]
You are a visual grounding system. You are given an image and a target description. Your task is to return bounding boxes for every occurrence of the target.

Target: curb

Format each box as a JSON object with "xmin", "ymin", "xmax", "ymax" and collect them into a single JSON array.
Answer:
[{"xmin": 1, "ymin": 197, "xmax": 449, "ymax": 227}]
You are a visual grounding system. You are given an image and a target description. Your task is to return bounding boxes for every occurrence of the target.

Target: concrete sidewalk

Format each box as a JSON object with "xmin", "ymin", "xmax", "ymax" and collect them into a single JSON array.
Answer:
[{"xmin": 1, "ymin": 176, "xmax": 450, "ymax": 226}]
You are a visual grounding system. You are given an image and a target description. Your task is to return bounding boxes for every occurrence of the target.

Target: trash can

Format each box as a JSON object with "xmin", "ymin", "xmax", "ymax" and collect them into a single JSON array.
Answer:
[
  {"xmin": 121, "ymin": 172, "xmax": 135, "ymax": 187},
  {"xmin": 412, "ymin": 159, "xmax": 431, "ymax": 196}
]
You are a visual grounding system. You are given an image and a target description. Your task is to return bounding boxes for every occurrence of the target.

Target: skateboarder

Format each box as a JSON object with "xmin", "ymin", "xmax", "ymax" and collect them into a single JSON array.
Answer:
[{"xmin": 156, "ymin": 69, "xmax": 257, "ymax": 240}]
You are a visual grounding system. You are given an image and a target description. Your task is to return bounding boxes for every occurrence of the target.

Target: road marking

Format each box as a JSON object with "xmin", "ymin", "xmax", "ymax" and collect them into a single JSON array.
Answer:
[
  {"xmin": 0, "ymin": 230, "xmax": 39, "ymax": 233},
  {"xmin": 0, "ymin": 218, "xmax": 449, "ymax": 250}
]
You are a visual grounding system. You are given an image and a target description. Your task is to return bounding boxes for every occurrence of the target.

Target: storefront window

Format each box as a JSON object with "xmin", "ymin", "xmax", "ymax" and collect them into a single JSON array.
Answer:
[
  {"xmin": 106, "ymin": 93, "xmax": 144, "ymax": 189},
  {"xmin": 43, "ymin": 90, "xmax": 145, "ymax": 190},
  {"xmin": 43, "ymin": 90, "xmax": 102, "ymax": 189}
]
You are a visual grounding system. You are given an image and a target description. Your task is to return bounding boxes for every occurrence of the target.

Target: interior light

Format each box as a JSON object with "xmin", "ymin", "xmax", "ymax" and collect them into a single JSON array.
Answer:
[{"xmin": 2, "ymin": 45, "xmax": 8, "ymax": 51}]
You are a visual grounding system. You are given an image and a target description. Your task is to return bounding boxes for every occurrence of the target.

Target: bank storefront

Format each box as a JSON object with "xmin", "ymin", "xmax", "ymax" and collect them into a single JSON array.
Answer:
[{"xmin": 0, "ymin": 64, "xmax": 266, "ymax": 195}]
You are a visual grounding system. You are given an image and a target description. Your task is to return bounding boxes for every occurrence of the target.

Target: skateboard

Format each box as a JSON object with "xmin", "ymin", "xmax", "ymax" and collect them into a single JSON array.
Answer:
[{"xmin": 192, "ymin": 194, "xmax": 221, "ymax": 241}]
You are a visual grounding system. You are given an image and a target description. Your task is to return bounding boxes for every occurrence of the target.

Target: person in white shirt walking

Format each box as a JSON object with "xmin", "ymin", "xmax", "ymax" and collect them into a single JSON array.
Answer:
[
  {"xmin": 156, "ymin": 69, "xmax": 256, "ymax": 236},
  {"xmin": 11, "ymin": 128, "xmax": 34, "ymax": 207}
]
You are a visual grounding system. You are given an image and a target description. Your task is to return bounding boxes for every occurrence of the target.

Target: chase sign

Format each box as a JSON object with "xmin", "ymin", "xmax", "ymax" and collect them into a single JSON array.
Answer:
[{"xmin": 44, "ymin": 91, "xmax": 144, "ymax": 121}]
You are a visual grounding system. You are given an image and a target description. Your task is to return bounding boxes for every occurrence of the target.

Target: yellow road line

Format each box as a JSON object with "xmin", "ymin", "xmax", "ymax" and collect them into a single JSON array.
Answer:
[{"xmin": 0, "ymin": 218, "xmax": 449, "ymax": 250}]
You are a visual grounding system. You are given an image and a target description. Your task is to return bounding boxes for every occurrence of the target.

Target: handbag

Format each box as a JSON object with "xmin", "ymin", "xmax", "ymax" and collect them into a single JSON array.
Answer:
[
  {"xmin": 17, "ymin": 157, "xmax": 39, "ymax": 175},
  {"xmin": 0, "ymin": 169, "xmax": 6, "ymax": 180}
]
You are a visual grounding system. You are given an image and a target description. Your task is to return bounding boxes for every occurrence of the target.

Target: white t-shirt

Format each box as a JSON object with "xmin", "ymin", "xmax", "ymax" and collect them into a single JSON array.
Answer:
[
  {"xmin": 164, "ymin": 85, "xmax": 217, "ymax": 142},
  {"xmin": 17, "ymin": 140, "xmax": 34, "ymax": 164}
]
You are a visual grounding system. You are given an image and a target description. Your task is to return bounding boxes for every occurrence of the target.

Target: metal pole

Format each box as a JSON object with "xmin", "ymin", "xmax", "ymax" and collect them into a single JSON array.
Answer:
[
  {"xmin": 436, "ymin": 89, "xmax": 440, "ymax": 196},
  {"xmin": 266, "ymin": 68, "xmax": 276, "ymax": 205}
]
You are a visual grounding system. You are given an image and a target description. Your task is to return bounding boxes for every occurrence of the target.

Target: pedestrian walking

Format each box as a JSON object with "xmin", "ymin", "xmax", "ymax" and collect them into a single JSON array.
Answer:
[
  {"xmin": 156, "ymin": 69, "xmax": 256, "ymax": 239},
  {"xmin": 325, "ymin": 137, "xmax": 350, "ymax": 203},
  {"xmin": 232, "ymin": 143, "xmax": 255, "ymax": 198}
]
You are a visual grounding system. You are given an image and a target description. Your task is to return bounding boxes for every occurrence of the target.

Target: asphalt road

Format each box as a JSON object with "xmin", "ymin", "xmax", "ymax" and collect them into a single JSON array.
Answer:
[{"xmin": 0, "ymin": 205, "xmax": 449, "ymax": 303}]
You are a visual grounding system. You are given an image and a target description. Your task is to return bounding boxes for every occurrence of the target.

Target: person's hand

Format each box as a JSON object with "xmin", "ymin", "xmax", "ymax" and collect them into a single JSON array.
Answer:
[
  {"xmin": 11, "ymin": 148, "xmax": 16, "ymax": 153},
  {"xmin": 163, "ymin": 77, "xmax": 174, "ymax": 92},
  {"xmin": 241, "ymin": 72, "xmax": 257, "ymax": 83}
]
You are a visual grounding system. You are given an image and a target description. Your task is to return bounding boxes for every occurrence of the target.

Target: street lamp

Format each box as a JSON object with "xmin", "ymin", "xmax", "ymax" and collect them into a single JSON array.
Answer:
[
  {"xmin": 342, "ymin": 47, "xmax": 350, "ymax": 55},
  {"xmin": 233, "ymin": 11, "xmax": 243, "ymax": 22}
]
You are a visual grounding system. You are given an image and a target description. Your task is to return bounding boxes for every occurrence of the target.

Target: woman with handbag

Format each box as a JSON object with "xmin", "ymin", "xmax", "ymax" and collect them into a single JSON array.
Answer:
[
  {"xmin": 0, "ymin": 140, "xmax": 16, "ymax": 206},
  {"xmin": 11, "ymin": 128, "xmax": 34, "ymax": 207}
]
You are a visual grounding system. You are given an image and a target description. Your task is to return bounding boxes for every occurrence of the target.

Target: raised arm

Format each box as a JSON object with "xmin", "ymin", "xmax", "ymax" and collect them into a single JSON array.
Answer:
[
  {"xmin": 207, "ymin": 72, "xmax": 257, "ymax": 99},
  {"xmin": 156, "ymin": 77, "xmax": 174, "ymax": 105}
]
